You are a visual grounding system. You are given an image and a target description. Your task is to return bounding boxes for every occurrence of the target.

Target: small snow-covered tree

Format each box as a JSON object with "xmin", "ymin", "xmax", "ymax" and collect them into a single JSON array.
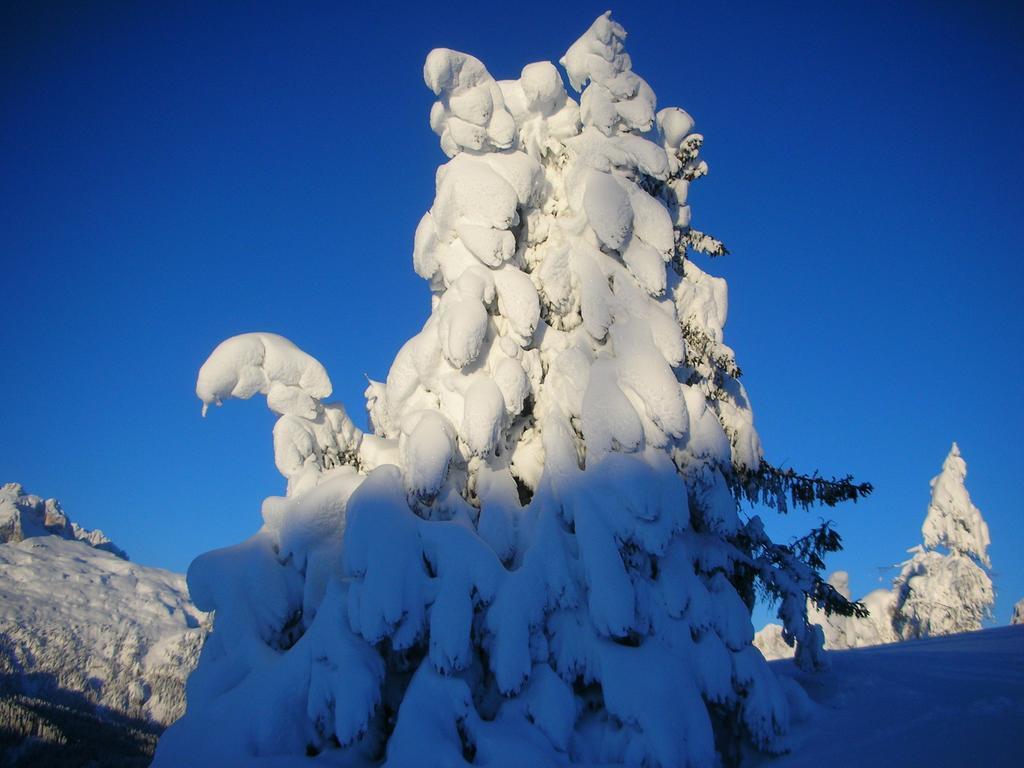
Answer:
[
  {"xmin": 156, "ymin": 14, "xmax": 868, "ymax": 767},
  {"xmin": 892, "ymin": 443, "xmax": 994, "ymax": 639},
  {"xmin": 1012, "ymin": 599, "xmax": 1024, "ymax": 625}
]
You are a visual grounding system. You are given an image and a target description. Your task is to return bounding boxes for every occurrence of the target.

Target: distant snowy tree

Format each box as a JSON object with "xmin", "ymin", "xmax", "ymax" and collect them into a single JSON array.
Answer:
[
  {"xmin": 892, "ymin": 443, "xmax": 994, "ymax": 639},
  {"xmin": 760, "ymin": 443, "xmax": 998, "ymax": 655},
  {"xmin": 155, "ymin": 13, "xmax": 868, "ymax": 768}
]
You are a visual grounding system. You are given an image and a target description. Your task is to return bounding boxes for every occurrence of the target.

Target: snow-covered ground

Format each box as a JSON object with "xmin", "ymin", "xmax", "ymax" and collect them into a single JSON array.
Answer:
[{"xmin": 759, "ymin": 626, "xmax": 1023, "ymax": 767}]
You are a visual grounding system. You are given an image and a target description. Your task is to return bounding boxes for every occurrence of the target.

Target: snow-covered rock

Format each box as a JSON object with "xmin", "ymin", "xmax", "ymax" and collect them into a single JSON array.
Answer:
[
  {"xmin": 0, "ymin": 482, "xmax": 126, "ymax": 558},
  {"xmin": 0, "ymin": 484, "xmax": 209, "ymax": 765}
]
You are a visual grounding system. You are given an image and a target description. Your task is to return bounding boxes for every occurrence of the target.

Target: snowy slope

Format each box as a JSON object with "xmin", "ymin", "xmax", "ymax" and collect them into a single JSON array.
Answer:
[
  {"xmin": 0, "ymin": 484, "xmax": 209, "ymax": 766},
  {"xmin": 758, "ymin": 626, "xmax": 1023, "ymax": 767},
  {"xmin": 0, "ymin": 536, "xmax": 208, "ymax": 723}
]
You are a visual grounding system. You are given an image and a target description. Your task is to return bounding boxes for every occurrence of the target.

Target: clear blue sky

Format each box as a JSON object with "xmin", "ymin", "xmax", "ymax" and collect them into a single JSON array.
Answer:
[{"xmin": 2, "ymin": 1, "xmax": 1022, "ymax": 625}]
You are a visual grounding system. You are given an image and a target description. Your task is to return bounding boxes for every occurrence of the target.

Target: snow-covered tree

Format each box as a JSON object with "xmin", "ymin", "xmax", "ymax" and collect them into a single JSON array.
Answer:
[
  {"xmin": 1012, "ymin": 600, "xmax": 1024, "ymax": 625},
  {"xmin": 156, "ymin": 14, "xmax": 868, "ymax": 767},
  {"xmin": 892, "ymin": 443, "xmax": 993, "ymax": 639}
]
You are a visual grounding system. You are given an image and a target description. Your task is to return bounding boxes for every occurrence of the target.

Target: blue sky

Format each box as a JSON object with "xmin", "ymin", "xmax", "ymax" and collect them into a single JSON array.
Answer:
[{"xmin": 2, "ymin": 1, "xmax": 1022, "ymax": 626}]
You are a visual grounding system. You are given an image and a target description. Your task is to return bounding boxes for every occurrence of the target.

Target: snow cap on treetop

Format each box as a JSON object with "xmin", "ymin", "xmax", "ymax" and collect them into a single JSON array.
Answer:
[
  {"xmin": 560, "ymin": 10, "xmax": 656, "ymax": 134},
  {"xmin": 921, "ymin": 441, "xmax": 990, "ymax": 565},
  {"xmin": 560, "ymin": 11, "xmax": 629, "ymax": 92},
  {"xmin": 424, "ymin": 48, "xmax": 517, "ymax": 157}
]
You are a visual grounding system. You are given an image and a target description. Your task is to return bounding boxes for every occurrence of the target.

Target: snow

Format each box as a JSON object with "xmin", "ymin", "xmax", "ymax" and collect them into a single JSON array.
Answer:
[
  {"xmin": 581, "ymin": 359, "xmax": 644, "ymax": 460},
  {"xmin": 757, "ymin": 627, "xmax": 1023, "ymax": 767},
  {"xmin": 400, "ymin": 410, "xmax": 456, "ymax": 498},
  {"xmin": 461, "ymin": 377, "xmax": 505, "ymax": 456},
  {"xmin": 492, "ymin": 265, "xmax": 540, "ymax": 345},
  {"xmin": 658, "ymin": 107, "xmax": 695, "ymax": 149},
  {"xmin": 187, "ymin": 530, "xmax": 300, "ymax": 652},
  {"xmin": 582, "ymin": 169, "xmax": 633, "ymax": 249},
  {"xmin": 608, "ymin": 319, "xmax": 687, "ymax": 440},
  {"xmin": 196, "ymin": 332, "xmax": 332, "ymax": 417},
  {"xmin": 262, "ymin": 467, "xmax": 362, "ymax": 616},
  {"xmin": 755, "ymin": 583, "xmax": 898, "ymax": 662},
  {"xmin": 198, "ymin": 333, "xmax": 363, "ymax": 496},
  {"xmin": 425, "ymin": 49, "xmax": 516, "ymax": 157},
  {"xmin": 623, "ymin": 235, "xmax": 667, "ymax": 296},
  {"xmin": 435, "ymin": 156, "xmax": 519, "ymax": 234},
  {"xmin": 894, "ymin": 548, "xmax": 994, "ymax": 638},
  {"xmin": 559, "ymin": 12, "xmax": 656, "ymax": 135},
  {"xmin": 754, "ymin": 623, "xmax": 796, "ymax": 662},
  {"xmin": 438, "ymin": 276, "xmax": 491, "ymax": 369},
  {"xmin": 627, "ymin": 182, "xmax": 675, "ymax": 257},
  {"xmin": 519, "ymin": 61, "xmax": 566, "ymax": 116}
]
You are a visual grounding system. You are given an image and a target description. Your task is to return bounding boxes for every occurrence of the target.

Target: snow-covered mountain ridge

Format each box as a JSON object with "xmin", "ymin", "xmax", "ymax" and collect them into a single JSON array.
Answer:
[
  {"xmin": 0, "ymin": 482, "xmax": 126, "ymax": 557},
  {"xmin": 0, "ymin": 483, "xmax": 209, "ymax": 766}
]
